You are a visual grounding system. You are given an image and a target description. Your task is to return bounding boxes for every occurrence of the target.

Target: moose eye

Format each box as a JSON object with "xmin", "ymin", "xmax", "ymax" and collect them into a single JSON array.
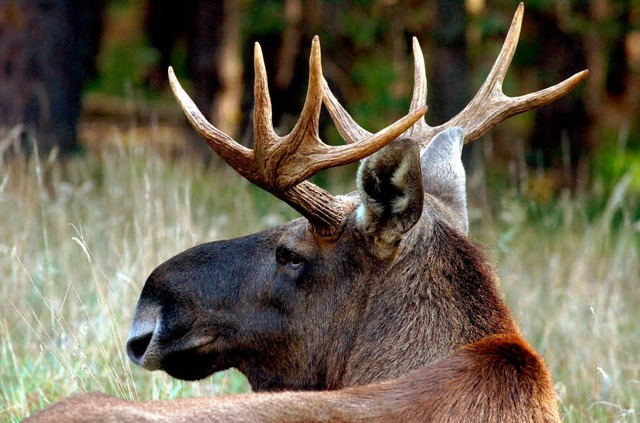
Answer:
[
  {"xmin": 287, "ymin": 255, "xmax": 304, "ymax": 270},
  {"xmin": 276, "ymin": 246, "xmax": 306, "ymax": 271}
]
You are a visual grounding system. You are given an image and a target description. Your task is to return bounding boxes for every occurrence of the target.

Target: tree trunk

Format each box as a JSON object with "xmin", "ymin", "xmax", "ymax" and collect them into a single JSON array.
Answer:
[
  {"xmin": 0, "ymin": 0, "xmax": 104, "ymax": 156},
  {"xmin": 431, "ymin": 0, "xmax": 472, "ymax": 169},
  {"xmin": 210, "ymin": 0, "xmax": 243, "ymax": 142}
]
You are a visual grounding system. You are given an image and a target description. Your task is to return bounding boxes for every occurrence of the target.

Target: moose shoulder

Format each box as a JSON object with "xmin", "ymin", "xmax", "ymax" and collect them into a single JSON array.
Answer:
[{"xmin": 25, "ymin": 3, "xmax": 587, "ymax": 422}]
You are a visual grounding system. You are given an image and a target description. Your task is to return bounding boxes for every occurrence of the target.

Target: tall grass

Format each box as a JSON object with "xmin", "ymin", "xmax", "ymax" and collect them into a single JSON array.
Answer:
[
  {"xmin": 479, "ymin": 189, "xmax": 640, "ymax": 422},
  {"xmin": 1, "ymin": 134, "xmax": 638, "ymax": 422},
  {"xmin": 0, "ymin": 139, "xmax": 294, "ymax": 421}
]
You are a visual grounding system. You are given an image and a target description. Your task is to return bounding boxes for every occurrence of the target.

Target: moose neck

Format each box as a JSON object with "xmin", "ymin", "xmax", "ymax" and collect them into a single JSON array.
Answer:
[{"xmin": 327, "ymin": 210, "xmax": 519, "ymax": 389}]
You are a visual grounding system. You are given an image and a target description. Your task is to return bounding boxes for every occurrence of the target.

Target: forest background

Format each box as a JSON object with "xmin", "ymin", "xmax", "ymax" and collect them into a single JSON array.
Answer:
[{"xmin": 1, "ymin": 0, "xmax": 639, "ymax": 422}]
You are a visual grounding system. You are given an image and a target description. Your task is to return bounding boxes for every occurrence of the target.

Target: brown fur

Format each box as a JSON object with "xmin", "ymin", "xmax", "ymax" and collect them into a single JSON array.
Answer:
[{"xmin": 26, "ymin": 334, "xmax": 558, "ymax": 422}]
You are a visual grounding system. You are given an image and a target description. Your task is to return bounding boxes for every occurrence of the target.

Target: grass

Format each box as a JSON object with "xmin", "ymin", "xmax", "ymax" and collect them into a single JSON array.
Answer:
[
  {"xmin": 1, "ymin": 133, "xmax": 639, "ymax": 422},
  {"xmin": 0, "ymin": 139, "xmax": 291, "ymax": 421}
]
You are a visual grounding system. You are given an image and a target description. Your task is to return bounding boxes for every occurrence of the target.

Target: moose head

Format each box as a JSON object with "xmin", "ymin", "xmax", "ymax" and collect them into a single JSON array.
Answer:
[{"xmin": 125, "ymin": 4, "xmax": 587, "ymax": 393}]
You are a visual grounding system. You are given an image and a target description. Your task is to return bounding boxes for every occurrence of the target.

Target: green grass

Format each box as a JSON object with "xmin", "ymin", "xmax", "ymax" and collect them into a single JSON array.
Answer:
[{"xmin": 1, "ymin": 136, "xmax": 639, "ymax": 422}]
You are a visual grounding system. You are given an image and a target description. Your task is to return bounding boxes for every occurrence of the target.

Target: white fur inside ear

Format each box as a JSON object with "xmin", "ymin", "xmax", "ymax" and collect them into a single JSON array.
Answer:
[
  {"xmin": 390, "ymin": 155, "xmax": 411, "ymax": 189},
  {"xmin": 356, "ymin": 203, "xmax": 368, "ymax": 226},
  {"xmin": 391, "ymin": 194, "xmax": 409, "ymax": 214}
]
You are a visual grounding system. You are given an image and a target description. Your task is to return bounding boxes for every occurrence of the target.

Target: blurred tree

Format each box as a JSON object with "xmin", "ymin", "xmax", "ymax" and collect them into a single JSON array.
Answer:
[
  {"xmin": 211, "ymin": 1, "xmax": 242, "ymax": 142},
  {"xmin": 523, "ymin": 0, "xmax": 639, "ymax": 190},
  {"xmin": 240, "ymin": 0, "xmax": 309, "ymax": 139},
  {"xmin": 0, "ymin": 0, "xmax": 106, "ymax": 155},
  {"xmin": 430, "ymin": 0, "xmax": 468, "ymax": 126},
  {"xmin": 431, "ymin": 0, "xmax": 472, "ymax": 169},
  {"xmin": 2, "ymin": 0, "xmax": 637, "ymax": 193},
  {"xmin": 144, "ymin": 0, "xmax": 226, "ymax": 156},
  {"xmin": 522, "ymin": 5, "xmax": 589, "ymax": 188}
]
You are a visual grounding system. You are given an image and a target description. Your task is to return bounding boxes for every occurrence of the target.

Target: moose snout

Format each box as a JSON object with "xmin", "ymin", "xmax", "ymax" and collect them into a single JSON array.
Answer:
[
  {"xmin": 126, "ymin": 330, "xmax": 154, "ymax": 367},
  {"xmin": 126, "ymin": 304, "xmax": 162, "ymax": 370}
]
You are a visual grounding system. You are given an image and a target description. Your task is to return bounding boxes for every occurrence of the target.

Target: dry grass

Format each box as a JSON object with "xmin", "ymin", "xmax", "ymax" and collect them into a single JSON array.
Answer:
[
  {"xmin": 1, "ymin": 133, "xmax": 638, "ymax": 422},
  {"xmin": 490, "ymin": 191, "xmax": 640, "ymax": 422},
  {"xmin": 0, "ymin": 138, "xmax": 292, "ymax": 421}
]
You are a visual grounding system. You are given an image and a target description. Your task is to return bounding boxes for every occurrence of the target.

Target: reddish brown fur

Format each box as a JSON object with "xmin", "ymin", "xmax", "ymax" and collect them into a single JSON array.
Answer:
[{"xmin": 27, "ymin": 334, "xmax": 558, "ymax": 422}]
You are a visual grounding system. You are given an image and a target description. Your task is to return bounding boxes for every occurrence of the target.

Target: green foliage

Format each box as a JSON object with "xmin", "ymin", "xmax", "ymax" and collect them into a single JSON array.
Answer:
[
  {"xmin": 86, "ymin": 37, "xmax": 160, "ymax": 97},
  {"xmin": 593, "ymin": 129, "xmax": 640, "ymax": 194},
  {"xmin": 242, "ymin": 0, "xmax": 287, "ymax": 35},
  {"xmin": 349, "ymin": 53, "xmax": 407, "ymax": 131},
  {"xmin": 338, "ymin": 8, "xmax": 385, "ymax": 49},
  {"xmin": 85, "ymin": 0, "xmax": 187, "ymax": 99}
]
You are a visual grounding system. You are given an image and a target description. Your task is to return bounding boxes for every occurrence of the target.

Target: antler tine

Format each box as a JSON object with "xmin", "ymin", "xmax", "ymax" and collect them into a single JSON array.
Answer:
[
  {"xmin": 408, "ymin": 37, "xmax": 429, "ymax": 138},
  {"xmin": 168, "ymin": 67, "xmax": 259, "ymax": 183},
  {"xmin": 288, "ymin": 36, "xmax": 323, "ymax": 150},
  {"xmin": 321, "ymin": 79, "xmax": 372, "ymax": 144},
  {"xmin": 316, "ymin": 106, "xmax": 427, "ymax": 164},
  {"xmin": 321, "ymin": 75, "xmax": 427, "ymax": 148},
  {"xmin": 414, "ymin": 2, "xmax": 589, "ymax": 147},
  {"xmin": 253, "ymin": 43, "xmax": 278, "ymax": 150},
  {"xmin": 321, "ymin": 36, "xmax": 431, "ymax": 146},
  {"xmin": 441, "ymin": 1, "xmax": 525, "ymax": 143},
  {"xmin": 251, "ymin": 37, "xmax": 325, "ymax": 189},
  {"xmin": 430, "ymin": 1, "xmax": 525, "ymax": 144},
  {"xmin": 488, "ymin": 2, "xmax": 523, "ymax": 90},
  {"xmin": 170, "ymin": 40, "xmax": 352, "ymax": 237}
]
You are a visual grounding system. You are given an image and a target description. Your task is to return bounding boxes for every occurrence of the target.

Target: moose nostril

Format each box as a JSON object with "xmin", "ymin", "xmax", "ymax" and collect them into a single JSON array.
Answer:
[{"xmin": 126, "ymin": 332, "xmax": 153, "ymax": 365}]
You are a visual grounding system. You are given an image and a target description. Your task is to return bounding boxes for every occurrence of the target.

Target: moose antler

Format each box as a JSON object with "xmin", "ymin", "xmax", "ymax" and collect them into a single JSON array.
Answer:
[
  {"xmin": 322, "ymin": 2, "xmax": 589, "ymax": 147},
  {"xmin": 169, "ymin": 36, "xmax": 427, "ymax": 236}
]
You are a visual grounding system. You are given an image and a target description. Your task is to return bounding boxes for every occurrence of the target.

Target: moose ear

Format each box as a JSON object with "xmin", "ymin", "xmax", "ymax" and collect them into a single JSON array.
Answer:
[
  {"xmin": 356, "ymin": 137, "xmax": 424, "ymax": 244},
  {"xmin": 420, "ymin": 127, "xmax": 468, "ymax": 234}
]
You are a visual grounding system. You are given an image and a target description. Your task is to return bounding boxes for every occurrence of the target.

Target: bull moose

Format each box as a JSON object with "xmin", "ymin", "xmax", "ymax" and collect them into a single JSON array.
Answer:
[{"xmin": 26, "ymin": 4, "xmax": 587, "ymax": 422}]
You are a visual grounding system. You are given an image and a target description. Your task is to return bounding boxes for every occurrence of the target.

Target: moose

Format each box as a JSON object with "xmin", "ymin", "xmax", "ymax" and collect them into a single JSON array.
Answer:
[{"xmin": 26, "ymin": 4, "xmax": 587, "ymax": 422}]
